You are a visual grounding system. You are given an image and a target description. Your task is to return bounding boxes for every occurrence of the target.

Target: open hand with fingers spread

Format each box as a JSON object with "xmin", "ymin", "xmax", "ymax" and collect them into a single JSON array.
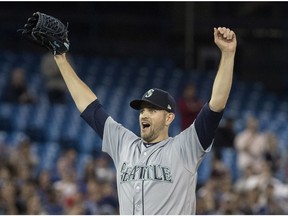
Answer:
[{"xmin": 214, "ymin": 27, "xmax": 237, "ymax": 54}]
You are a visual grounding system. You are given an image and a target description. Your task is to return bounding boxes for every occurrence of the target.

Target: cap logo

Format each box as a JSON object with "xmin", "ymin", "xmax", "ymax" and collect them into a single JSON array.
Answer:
[
  {"xmin": 145, "ymin": 89, "xmax": 154, "ymax": 98},
  {"xmin": 167, "ymin": 104, "xmax": 171, "ymax": 110}
]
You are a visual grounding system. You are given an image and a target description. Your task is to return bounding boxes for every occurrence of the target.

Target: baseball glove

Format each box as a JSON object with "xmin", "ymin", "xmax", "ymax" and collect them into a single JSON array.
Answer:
[{"xmin": 18, "ymin": 12, "xmax": 70, "ymax": 55}]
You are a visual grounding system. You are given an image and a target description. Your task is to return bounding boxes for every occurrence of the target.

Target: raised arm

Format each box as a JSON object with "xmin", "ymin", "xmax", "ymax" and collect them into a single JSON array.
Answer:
[
  {"xmin": 18, "ymin": 12, "xmax": 97, "ymax": 113},
  {"xmin": 209, "ymin": 27, "xmax": 237, "ymax": 112},
  {"xmin": 54, "ymin": 53, "xmax": 97, "ymax": 113}
]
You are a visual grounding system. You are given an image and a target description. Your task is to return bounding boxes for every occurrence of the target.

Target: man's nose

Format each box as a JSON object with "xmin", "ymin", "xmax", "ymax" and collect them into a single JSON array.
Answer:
[{"xmin": 140, "ymin": 109, "xmax": 148, "ymax": 118}]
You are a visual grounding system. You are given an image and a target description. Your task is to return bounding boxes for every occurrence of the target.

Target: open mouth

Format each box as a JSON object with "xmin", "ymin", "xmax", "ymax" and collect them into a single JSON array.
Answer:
[{"xmin": 142, "ymin": 122, "xmax": 151, "ymax": 129}]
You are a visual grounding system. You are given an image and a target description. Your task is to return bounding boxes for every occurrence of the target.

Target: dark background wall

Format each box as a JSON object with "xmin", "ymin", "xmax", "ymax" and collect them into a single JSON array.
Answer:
[{"xmin": 1, "ymin": 2, "xmax": 288, "ymax": 93}]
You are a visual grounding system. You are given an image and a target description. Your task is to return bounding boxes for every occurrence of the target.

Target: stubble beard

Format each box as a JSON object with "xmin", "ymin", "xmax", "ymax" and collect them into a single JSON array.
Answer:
[
  {"xmin": 140, "ymin": 122, "xmax": 166, "ymax": 143},
  {"xmin": 141, "ymin": 128, "xmax": 157, "ymax": 143}
]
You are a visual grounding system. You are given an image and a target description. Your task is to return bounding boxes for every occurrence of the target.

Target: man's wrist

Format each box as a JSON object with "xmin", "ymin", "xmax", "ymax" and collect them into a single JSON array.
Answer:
[
  {"xmin": 54, "ymin": 53, "xmax": 66, "ymax": 63},
  {"xmin": 221, "ymin": 51, "xmax": 236, "ymax": 60}
]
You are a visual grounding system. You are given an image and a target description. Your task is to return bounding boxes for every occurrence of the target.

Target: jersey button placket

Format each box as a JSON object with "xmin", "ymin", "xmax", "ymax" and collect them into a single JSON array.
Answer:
[
  {"xmin": 136, "ymin": 185, "xmax": 140, "ymax": 191},
  {"xmin": 136, "ymin": 203, "xmax": 141, "ymax": 210},
  {"xmin": 134, "ymin": 201, "xmax": 142, "ymax": 215},
  {"xmin": 134, "ymin": 183, "xmax": 142, "ymax": 214}
]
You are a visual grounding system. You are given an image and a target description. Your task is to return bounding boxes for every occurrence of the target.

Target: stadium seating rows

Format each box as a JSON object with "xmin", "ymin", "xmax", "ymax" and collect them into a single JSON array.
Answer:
[{"xmin": 0, "ymin": 51, "xmax": 287, "ymax": 183}]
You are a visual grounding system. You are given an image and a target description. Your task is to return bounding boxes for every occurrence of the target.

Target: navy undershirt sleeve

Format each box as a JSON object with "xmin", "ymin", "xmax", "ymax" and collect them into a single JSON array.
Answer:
[
  {"xmin": 194, "ymin": 102, "xmax": 224, "ymax": 150},
  {"xmin": 80, "ymin": 99, "xmax": 109, "ymax": 139}
]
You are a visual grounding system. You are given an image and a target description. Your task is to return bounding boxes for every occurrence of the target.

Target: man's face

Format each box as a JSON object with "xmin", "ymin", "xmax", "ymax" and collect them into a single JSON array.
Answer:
[{"xmin": 139, "ymin": 102, "xmax": 169, "ymax": 143}]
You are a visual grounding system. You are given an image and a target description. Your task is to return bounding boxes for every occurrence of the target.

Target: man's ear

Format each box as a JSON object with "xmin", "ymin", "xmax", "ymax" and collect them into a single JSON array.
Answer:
[{"xmin": 166, "ymin": 112, "xmax": 175, "ymax": 126}]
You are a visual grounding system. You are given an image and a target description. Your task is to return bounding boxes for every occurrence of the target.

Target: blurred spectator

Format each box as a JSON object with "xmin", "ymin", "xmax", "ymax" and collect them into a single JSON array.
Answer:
[
  {"xmin": 0, "ymin": 165, "xmax": 14, "ymax": 187},
  {"xmin": 263, "ymin": 132, "xmax": 281, "ymax": 175},
  {"xmin": 15, "ymin": 164, "xmax": 34, "ymax": 189},
  {"xmin": 0, "ymin": 182, "xmax": 19, "ymax": 214},
  {"xmin": 94, "ymin": 153, "xmax": 116, "ymax": 183},
  {"xmin": 213, "ymin": 117, "xmax": 236, "ymax": 160},
  {"xmin": 210, "ymin": 152, "xmax": 229, "ymax": 183},
  {"xmin": 245, "ymin": 186, "xmax": 262, "ymax": 214},
  {"xmin": 42, "ymin": 187, "xmax": 64, "ymax": 214},
  {"xmin": 65, "ymin": 191, "xmax": 86, "ymax": 215},
  {"xmin": 235, "ymin": 191, "xmax": 253, "ymax": 214},
  {"xmin": 61, "ymin": 148, "xmax": 78, "ymax": 169},
  {"xmin": 257, "ymin": 183, "xmax": 286, "ymax": 214},
  {"xmin": 8, "ymin": 137, "xmax": 38, "ymax": 171},
  {"xmin": 237, "ymin": 160, "xmax": 288, "ymax": 212},
  {"xmin": 26, "ymin": 194, "xmax": 47, "ymax": 214},
  {"xmin": 83, "ymin": 179, "xmax": 102, "ymax": 214},
  {"xmin": 234, "ymin": 116, "xmax": 267, "ymax": 174},
  {"xmin": 17, "ymin": 179, "xmax": 38, "ymax": 213},
  {"xmin": 83, "ymin": 159, "xmax": 97, "ymax": 182},
  {"xmin": 82, "ymin": 154, "xmax": 119, "ymax": 214},
  {"xmin": 53, "ymin": 167, "xmax": 78, "ymax": 209},
  {"xmin": 196, "ymin": 178, "xmax": 217, "ymax": 214},
  {"xmin": 37, "ymin": 170, "xmax": 52, "ymax": 193},
  {"xmin": 196, "ymin": 195, "xmax": 212, "ymax": 214},
  {"xmin": 98, "ymin": 182, "xmax": 119, "ymax": 214},
  {"xmin": 36, "ymin": 170, "xmax": 57, "ymax": 212},
  {"xmin": 214, "ymin": 192, "xmax": 243, "ymax": 214},
  {"xmin": 1, "ymin": 67, "xmax": 36, "ymax": 104},
  {"xmin": 234, "ymin": 165, "xmax": 254, "ymax": 193},
  {"xmin": 40, "ymin": 53, "xmax": 69, "ymax": 104},
  {"xmin": 53, "ymin": 148, "xmax": 77, "ymax": 181},
  {"xmin": 177, "ymin": 82, "xmax": 203, "ymax": 131}
]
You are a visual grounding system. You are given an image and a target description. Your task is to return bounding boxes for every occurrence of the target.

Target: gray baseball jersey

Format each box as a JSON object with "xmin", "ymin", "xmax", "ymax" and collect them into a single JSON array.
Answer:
[
  {"xmin": 81, "ymin": 100, "xmax": 223, "ymax": 215},
  {"xmin": 102, "ymin": 116, "xmax": 211, "ymax": 215}
]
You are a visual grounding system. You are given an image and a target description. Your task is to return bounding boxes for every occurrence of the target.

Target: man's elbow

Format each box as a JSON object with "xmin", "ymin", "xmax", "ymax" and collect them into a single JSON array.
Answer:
[{"xmin": 209, "ymin": 99, "xmax": 226, "ymax": 112}]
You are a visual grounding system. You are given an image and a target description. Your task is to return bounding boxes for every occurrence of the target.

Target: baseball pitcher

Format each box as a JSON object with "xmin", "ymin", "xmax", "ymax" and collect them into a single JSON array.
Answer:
[{"xmin": 19, "ymin": 12, "xmax": 237, "ymax": 214}]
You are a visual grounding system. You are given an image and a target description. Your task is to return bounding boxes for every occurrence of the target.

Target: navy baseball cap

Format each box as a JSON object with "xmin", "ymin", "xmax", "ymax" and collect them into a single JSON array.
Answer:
[{"xmin": 130, "ymin": 88, "xmax": 176, "ymax": 113}]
